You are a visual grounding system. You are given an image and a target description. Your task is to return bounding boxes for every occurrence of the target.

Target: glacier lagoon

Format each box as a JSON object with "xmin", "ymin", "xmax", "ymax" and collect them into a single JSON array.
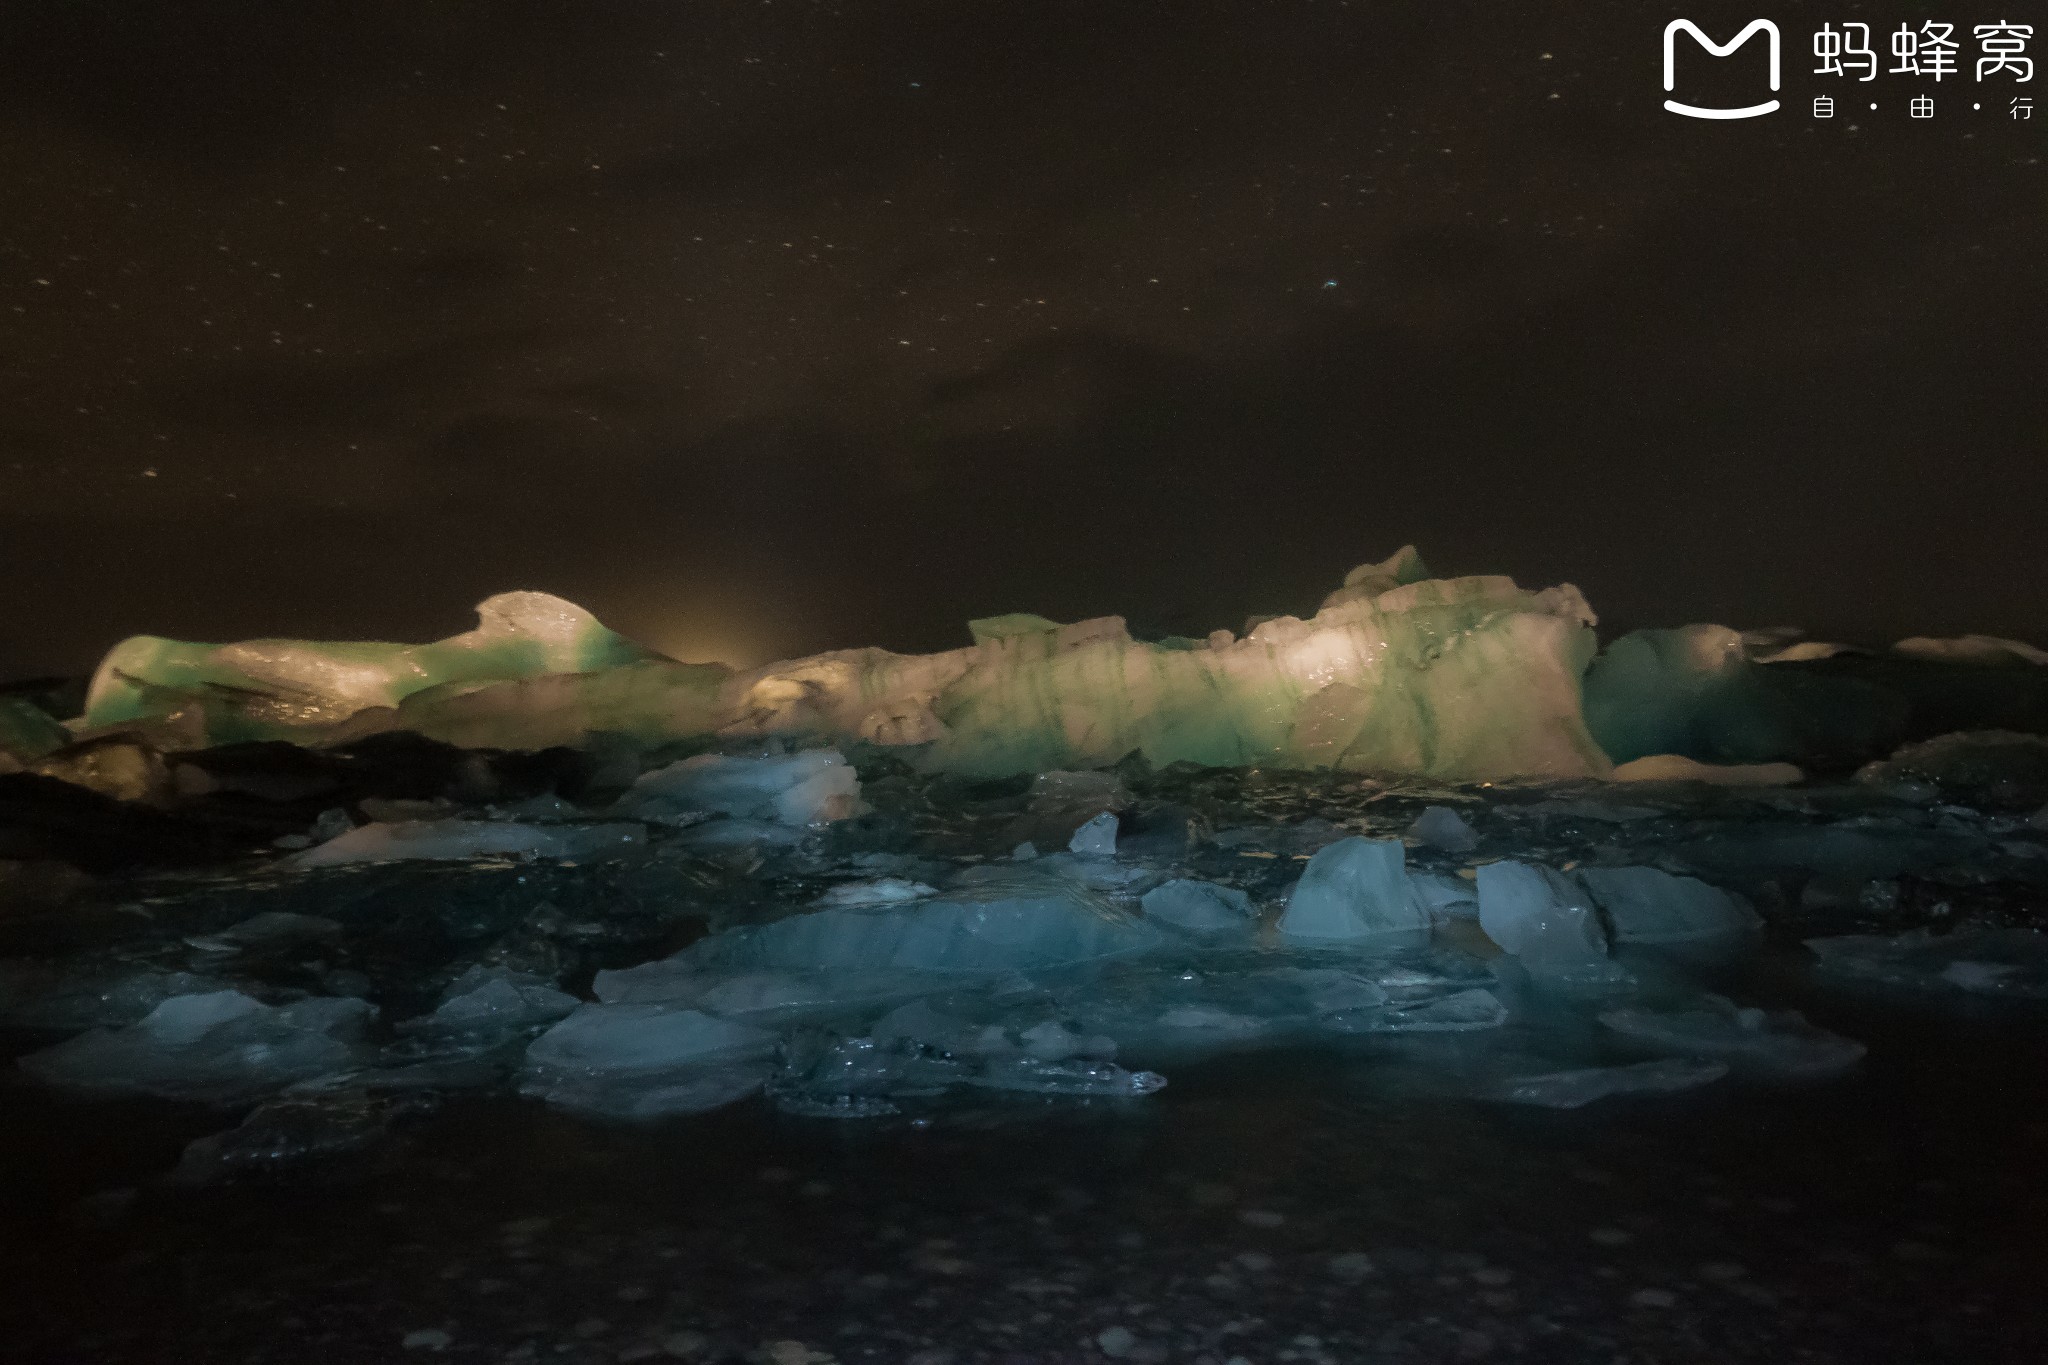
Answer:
[{"xmin": 2, "ymin": 550, "xmax": 2046, "ymax": 1362}]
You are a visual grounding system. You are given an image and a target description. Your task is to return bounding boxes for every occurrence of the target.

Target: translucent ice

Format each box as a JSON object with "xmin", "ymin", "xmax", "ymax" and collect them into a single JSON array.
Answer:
[
  {"xmin": 1600, "ymin": 997, "xmax": 1865, "ymax": 1077},
  {"xmin": 1583, "ymin": 624, "xmax": 1904, "ymax": 769},
  {"xmin": 1067, "ymin": 811, "xmax": 1120, "ymax": 857},
  {"xmin": 81, "ymin": 591, "xmax": 661, "ymax": 742},
  {"xmin": 172, "ymin": 1086, "xmax": 438, "ymax": 1185},
  {"xmin": 592, "ymin": 963, "xmax": 944, "ymax": 1019},
  {"xmin": 1140, "ymin": 879, "xmax": 1257, "ymax": 935},
  {"xmin": 1806, "ymin": 928, "xmax": 2048, "ymax": 1000},
  {"xmin": 407, "ymin": 966, "xmax": 579, "ymax": 1036},
  {"xmin": 292, "ymin": 818, "xmax": 646, "ymax": 867},
  {"xmin": 1406, "ymin": 805, "xmax": 1479, "ymax": 853},
  {"xmin": 710, "ymin": 551, "xmax": 1610, "ymax": 781},
  {"xmin": 1854, "ymin": 731, "xmax": 2048, "ymax": 809},
  {"xmin": 1337, "ymin": 986, "xmax": 1507, "ymax": 1033},
  {"xmin": 0, "ymin": 965, "xmax": 234, "ymax": 1031},
  {"xmin": 962, "ymin": 1056, "xmax": 1167, "ymax": 1096},
  {"xmin": 676, "ymin": 868, "xmax": 1167, "ymax": 976},
  {"xmin": 616, "ymin": 749, "xmax": 862, "ymax": 827},
  {"xmin": 1276, "ymin": 837, "xmax": 1426, "ymax": 942},
  {"xmin": 1575, "ymin": 866, "xmax": 1760, "ymax": 946},
  {"xmin": 70, "ymin": 554, "xmax": 1613, "ymax": 781},
  {"xmin": 815, "ymin": 877, "xmax": 938, "ymax": 908},
  {"xmin": 1475, "ymin": 860, "xmax": 1612, "ymax": 975},
  {"xmin": 519, "ymin": 1003, "xmax": 777, "ymax": 1118},
  {"xmin": 1480, "ymin": 1058, "xmax": 1728, "ymax": 1108},
  {"xmin": 1405, "ymin": 870, "xmax": 1479, "ymax": 921},
  {"xmin": 0, "ymin": 696, "xmax": 68, "ymax": 763},
  {"xmin": 18, "ymin": 990, "xmax": 372, "ymax": 1103}
]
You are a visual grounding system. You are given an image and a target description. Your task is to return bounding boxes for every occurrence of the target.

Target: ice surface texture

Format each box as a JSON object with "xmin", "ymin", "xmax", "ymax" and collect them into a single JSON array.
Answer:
[
  {"xmin": 1278, "ymin": 837, "xmax": 1426, "ymax": 941},
  {"xmin": 294, "ymin": 818, "xmax": 647, "ymax": 867},
  {"xmin": 80, "ymin": 591, "xmax": 665, "ymax": 744},
  {"xmin": 673, "ymin": 867, "xmax": 1167, "ymax": 976},
  {"xmin": 1807, "ymin": 928, "xmax": 2048, "ymax": 999},
  {"xmin": 1481, "ymin": 1059, "xmax": 1728, "ymax": 1108},
  {"xmin": 71, "ymin": 549, "xmax": 1612, "ymax": 782},
  {"xmin": 519, "ymin": 1003, "xmax": 777, "ymax": 1118},
  {"xmin": 1600, "ymin": 997, "xmax": 1865, "ymax": 1077},
  {"xmin": 1583, "ymin": 624, "xmax": 1906, "ymax": 768},
  {"xmin": 0, "ymin": 696, "xmax": 69, "ymax": 763},
  {"xmin": 616, "ymin": 750, "xmax": 862, "ymax": 827},
  {"xmin": 18, "ymin": 990, "xmax": 372, "ymax": 1103}
]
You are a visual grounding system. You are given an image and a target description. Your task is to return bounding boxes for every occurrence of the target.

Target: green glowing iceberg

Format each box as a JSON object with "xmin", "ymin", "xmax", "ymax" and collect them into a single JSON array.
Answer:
[
  {"xmin": 78, "ymin": 591, "xmax": 664, "ymax": 747},
  {"xmin": 70, "ymin": 549, "xmax": 1612, "ymax": 781}
]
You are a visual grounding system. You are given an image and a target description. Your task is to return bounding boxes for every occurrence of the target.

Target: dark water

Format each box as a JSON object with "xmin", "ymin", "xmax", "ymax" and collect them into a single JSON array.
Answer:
[{"xmin": 4, "ymin": 966, "xmax": 2043, "ymax": 1365}]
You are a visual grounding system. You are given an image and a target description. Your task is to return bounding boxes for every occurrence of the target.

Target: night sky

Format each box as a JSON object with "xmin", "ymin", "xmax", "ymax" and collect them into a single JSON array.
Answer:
[{"xmin": 3, "ymin": 1, "xmax": 2043, "ymax": 679}]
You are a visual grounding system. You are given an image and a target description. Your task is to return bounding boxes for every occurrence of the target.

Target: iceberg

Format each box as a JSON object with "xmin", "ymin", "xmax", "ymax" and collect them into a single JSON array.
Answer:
[
  {"xmin": 18, "ymin": 990, "xmax": 372, "ymax": 1103},
  {"xmin": 172, "ymin": 1085, "xmax": 439, "ymax": 1186},
  {"xmin": 670, "ymin": 867, "xmax": 1167, "ymax": 977},
  {"xmin": 1600, "ymin": 998, "xmax": 1865, "ymax": 1077},
  {"xmin": 80, "ymin": 591, "xmax": 663, "ymax": 744},
  {"xmin": 1806, "ymin": 928, "xmax": 2048, "ymax": 1000},
  {"xmin": 403, "ymin": 966, "xmax": 579, "ymax": 1037},
  {"xmin": 1067, "ymin": 811, "xmax": 1120, "ymax": 857},
  {"xmin": 0, "ymin": 695, "xmax": 68, "ymax": 764},
  {"xmin": 1405, "ymin": 805, "xmax": 1478, "ymax": 852},
  {"xmin": 1479, "ymin": 1058, "xmax": 1728, "ymax": 1108},
  {"xmin": 1140, "ymin": 879, "xmax": 1258, "ymax": 935},
  {"xmin": 291, "ymin": 818, "xmax": 646, "ymax": 867},
  {"xmin": 0, "ymin": 965, "xmax": 235, "ymax": 1031},
  {"xmin": 1575, "ymin": 866, "xmax": 1759, "ymax": 946},
  {"xmin": 616, "ymin": 749, "xmax": 862, "ymax": 827},
  {"xmin": 519, "ymin": 1003, "xmax": 777, "ymax": 1118},
  {"xmin": 1582, "ymin": 625, "xmax": 1905, "ymax": 769},
  {"xmin": 1854, "ymin": 731, "xmax": 2048, "ymax": 809},
  {"xmin": 1276, "ymin": 837, "xmax": 1426, "ymax": 941},
  {"xmin": 1405, "ymin": 869, "xmax": 1480, "ymax": 921},
  {"xmin": 67, "ymin": 549, "xmax": 1612, "ymax": 782},
  {"xmin": 1475, "ymin": 860, "xmax": 1623, "ymax": 984}
]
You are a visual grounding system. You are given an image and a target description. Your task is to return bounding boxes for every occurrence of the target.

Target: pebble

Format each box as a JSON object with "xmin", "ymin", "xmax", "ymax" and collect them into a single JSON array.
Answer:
[
  {"xmin": 1239, "ymin": 1209, "xmax": 1286, "ymax": 1228},
  {"xmin": 402, "ymin": 1329, "xmax": 452, "ymax": 1351},
  {"xmin": 1588, "ymin": 1227, "xmax": 1632, "ymax": 1246},
  {"xmin": 1097, "ymin": 1325, "xmax": 1138, "ymax": 1357},
  {"xmin": 1630, "ymin": 1288, "xmax": 1678, "ymax": 1309},
  {"xmin": 660, "ymin": 1330, "xmax": 707, "ymax": 1358},
  {"xmin": 1328, "ymin": 1252, "xmax": 1375, "ymax": 1279},
  {"xmin": 1472, "ymin": 1267, "xmax": 1514, "ymax": 1286}
]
